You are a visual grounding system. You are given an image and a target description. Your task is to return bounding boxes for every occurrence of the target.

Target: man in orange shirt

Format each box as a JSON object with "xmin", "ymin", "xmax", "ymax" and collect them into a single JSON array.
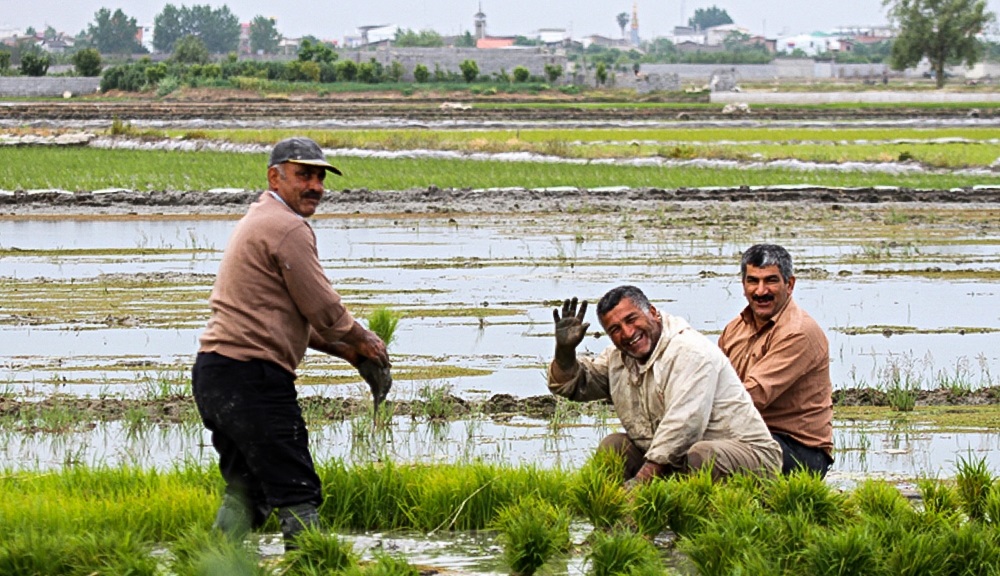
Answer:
[{"xmin": 718, "ymin": 244, "xmax": 834, "ymax": 477}]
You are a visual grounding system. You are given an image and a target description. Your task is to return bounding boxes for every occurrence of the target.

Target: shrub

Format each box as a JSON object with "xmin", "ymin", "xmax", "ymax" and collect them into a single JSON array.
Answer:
[
  {"xmin": 459, "ymin": 59, "xmax": 479, "ymax": 82},
  {"xmin": 285, "ymin": 60, "xmax": 320, "ymax": 83},
  {"xmin": 144, "ymin": 62, "xmax": 168, "ymax": 86},
  {"xmin": 413, "ymin": 63, "xmax": 429, "ymax": 83},
  {"xmin": 596, "ymin": 62, "xmax": 608, "ymax": 85},
  {"xmin": 335, "ymin": 59, "xmax": 358, "ymax": 82},
  {"xmin": 19, "ymin": 51, "xmax": 51, "ymax": 77},
  {"xmin": 156, "ymin": 76, "xmax": 180, "ymax": 97},
  {"xmin": 0, "ymin": 50, "xmax": 10, "ymax": 70},
  {"xmin": 544, "ymin": 63, "xmax": 564, "ymax": 83},
  {"xmin": 72, "ymin": 48, "xmax": 102, "ymax": 76},
  {"xmin": 172, "ymin": 35, "xmax": 209, "ymax": 65},
  {"xmin": 386, "ymin": 60, "xmax": 405, "ymax": 82},
  {"xmin": 513, "ymin": 66, "xmax": 530, "ymax": 82},
  {"xmin": 101, "ymin": 63, "xmax": 148, "ymax": 92}
]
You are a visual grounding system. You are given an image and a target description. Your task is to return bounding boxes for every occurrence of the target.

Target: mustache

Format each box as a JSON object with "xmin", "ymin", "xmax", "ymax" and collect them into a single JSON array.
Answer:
[
  {"xmin": 752, "ymin": 295, "xmax": 775, "ymax": 303},
  {"xmin": 303, "ymin": 191, "xmax": 323, "ymax": 200}
]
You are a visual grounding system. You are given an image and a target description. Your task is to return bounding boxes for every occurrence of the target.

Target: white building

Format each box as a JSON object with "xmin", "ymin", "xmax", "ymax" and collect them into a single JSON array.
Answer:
[
  {"xmin": 138, "ymin": 24, "xmax": 155, "ymax": 52},
  {"xmin": 705, "ymin": 24, "xmax": 751, "ymax": 46},
  {"xmin": 535, "ymin": 28, "xmax": 568, "ymax": 45},
  {"xmin": 776, "ymin": 33, "xmax": 845, "ymax": 56}
]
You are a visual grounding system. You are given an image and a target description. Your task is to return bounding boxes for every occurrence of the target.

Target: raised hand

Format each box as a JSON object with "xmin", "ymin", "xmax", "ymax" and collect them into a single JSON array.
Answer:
[{"xmin": 553, "ymin": 297, "xmax": 590, "ymax": 369}]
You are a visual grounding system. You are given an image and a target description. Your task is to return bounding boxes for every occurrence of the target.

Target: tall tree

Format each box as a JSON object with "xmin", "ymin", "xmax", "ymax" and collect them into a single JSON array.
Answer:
[
  {"xmin": 153, "ymin": 4, "xmax": 240, "ymax": 54},
  {"xmin": 153, "ymin": 4, "xmax": 183, "ymax": 52},
  {"xmin": 883, "ymin": 0, "xmax": 995, "ymax": 87},
  {"xmin": 248, "ymin": 15, "xmax": 281, "ymax": 54},
  {"xmin": 616, "ymin": 12, "xmax": 630, "ymax": 39},
  {"xmin": 688, "ymin": 6, "xmax": 734, "ymax": 29},
  {"xmin": 194, "ymin": 4, "xmax": 240, "ymax": 54},
  {"xmin": 87, "ymin": 7, "xmax": 142, "ymax": 53}
]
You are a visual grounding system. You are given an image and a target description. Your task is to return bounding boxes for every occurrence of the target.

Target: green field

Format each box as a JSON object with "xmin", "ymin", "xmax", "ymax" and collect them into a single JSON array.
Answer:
[{"xmin": 3, "ymin": 146, "xmax": 1000, "ymax": 191}]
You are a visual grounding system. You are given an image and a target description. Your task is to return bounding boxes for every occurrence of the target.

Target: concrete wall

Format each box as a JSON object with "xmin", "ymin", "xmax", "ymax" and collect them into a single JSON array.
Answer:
[
  {"xmin": 711, "ymin": 91, "xmax": 1000, "ymax": 104},
  {"xmin": 0, "ymin": 77, "xmax": 101, "ymax": 97},
  {"xmin": 639, "ymin": 60, "xmax": 895, "ymax": 84},
  {"xmin": 338, "ymin": 47, "xmax": 568, "ymax": 82}
]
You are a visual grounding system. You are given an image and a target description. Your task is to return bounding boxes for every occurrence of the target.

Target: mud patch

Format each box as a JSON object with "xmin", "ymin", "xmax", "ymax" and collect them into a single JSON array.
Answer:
[{"xmin": 4, "ymin": 186, "xmax": 1000, "ymax": 218}]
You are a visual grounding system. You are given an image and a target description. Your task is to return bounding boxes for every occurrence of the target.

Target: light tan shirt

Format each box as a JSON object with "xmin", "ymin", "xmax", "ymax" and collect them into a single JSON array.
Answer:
[
  {"xmin": 718, "ymin": 298, "xmax": 833, "ymax": 456},
  {"xmin": 549, "ymin": 314, "xmax": 781, "ymax": 469},
  {"xmin": 199, "ymin": 192, "xmax": 355, "ymax": 374}
]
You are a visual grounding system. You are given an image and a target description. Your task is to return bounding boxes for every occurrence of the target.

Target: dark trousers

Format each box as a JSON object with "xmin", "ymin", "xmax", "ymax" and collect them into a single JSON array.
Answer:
[
  {"xmin": 192, "ymin": 352, "xmax": 322, "ymax": 519},
  {"xmin": 772, "ymin": 432, "xmax": 833, "ymax": 478}
]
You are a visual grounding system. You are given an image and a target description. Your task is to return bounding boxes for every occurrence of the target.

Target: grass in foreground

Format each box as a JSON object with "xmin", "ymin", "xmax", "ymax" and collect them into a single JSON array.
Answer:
[{"xmin": 2, "ymin": 457, "xmax": 1000, "ymax": 575}]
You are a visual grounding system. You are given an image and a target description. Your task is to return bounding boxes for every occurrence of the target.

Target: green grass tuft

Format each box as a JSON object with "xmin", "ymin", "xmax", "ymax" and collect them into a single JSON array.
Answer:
[
  {"xmin": 494, "ymin": 495, "xmax": 572, "ymax": 576},
  {"xmin": 585, "ymin": 528, "xmax": 664, "ymax": 576},
  {"xmin": 366, "ymin": 306, "xmax": 402, "ymax": 348},
  {"xmin": 569, "ymin": 450, "xmax": 629, "ymax": 530}
]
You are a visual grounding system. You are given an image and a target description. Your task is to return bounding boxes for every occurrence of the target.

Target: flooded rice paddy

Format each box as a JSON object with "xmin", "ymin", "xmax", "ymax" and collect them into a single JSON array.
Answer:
[{"xmin": 1, "ymin": 201, "xmax": 998, "ymax": 489}]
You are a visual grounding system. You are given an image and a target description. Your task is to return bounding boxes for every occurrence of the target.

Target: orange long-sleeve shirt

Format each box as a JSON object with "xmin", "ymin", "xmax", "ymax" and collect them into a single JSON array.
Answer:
[{"xmin": 718, "ymin": 298, "xmax": 833, "ymax": 457}]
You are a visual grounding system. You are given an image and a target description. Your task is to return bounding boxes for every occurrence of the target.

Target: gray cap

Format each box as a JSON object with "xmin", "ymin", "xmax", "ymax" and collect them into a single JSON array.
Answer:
[{"xmin": 268, "ymin": 137, "xmax": 342, "ymax": 176}]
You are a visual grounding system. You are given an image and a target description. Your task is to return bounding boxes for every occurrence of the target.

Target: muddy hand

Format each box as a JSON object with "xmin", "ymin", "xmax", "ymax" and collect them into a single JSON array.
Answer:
[
  {"xmin": 358, "ymin": 358, "xmax": 393, "ymax": 410},
  {"xmin": 355, "ymin": 329, "xmax": 390, "ymax": 368},
  {"xmin": 553, "ymin": 297, "xmax": 590, "ymax": 350}
]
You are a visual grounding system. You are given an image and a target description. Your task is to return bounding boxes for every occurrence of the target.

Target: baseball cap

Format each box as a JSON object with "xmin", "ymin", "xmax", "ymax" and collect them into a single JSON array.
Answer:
[{"xmin": 268, "ymin": 137, "xmax": 343, "ymax": 176}]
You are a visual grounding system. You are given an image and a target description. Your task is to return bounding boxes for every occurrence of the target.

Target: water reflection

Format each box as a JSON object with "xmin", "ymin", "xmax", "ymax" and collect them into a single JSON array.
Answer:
[
  {"xmin": 1, "ymin": 216, "xmax": 998, "ymax": 478},
  {"xmin": 1, "ymin": 414, "xmax": 996, "ymax": 482}
]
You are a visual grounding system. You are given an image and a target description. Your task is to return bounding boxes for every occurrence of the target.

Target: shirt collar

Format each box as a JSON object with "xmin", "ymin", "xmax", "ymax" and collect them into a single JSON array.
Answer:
[
  {"xmin": 739, "ymin": 297, "xmax": 794, "ymax": 334},
  {"xmin": 267, "ymin": 191, "xmax": 303, "ymax": 220}
]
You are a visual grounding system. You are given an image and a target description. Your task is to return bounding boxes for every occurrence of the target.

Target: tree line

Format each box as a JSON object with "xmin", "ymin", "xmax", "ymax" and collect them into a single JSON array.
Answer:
[{"xmin": 1, "ymin": 1, "xmax": 997, "ymax": 88}]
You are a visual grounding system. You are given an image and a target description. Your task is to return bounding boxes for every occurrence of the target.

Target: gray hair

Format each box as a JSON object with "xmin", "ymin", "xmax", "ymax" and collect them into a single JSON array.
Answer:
[
  {"xmin": 596, "ymin": 285, "xmax": 652, "ymax": 317},
  {"xmin": 740, "ymin": 244, "xmax": 794, "ymax": 281}
]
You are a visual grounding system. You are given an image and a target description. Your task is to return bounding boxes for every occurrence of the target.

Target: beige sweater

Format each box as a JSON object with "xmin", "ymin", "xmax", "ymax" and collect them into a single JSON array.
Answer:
[
  {"xmin": 199, "ymin": 192, "xmax": 355, "ymax": 374},
  {"xmin": 549, "ymin": 314, "xmax": 781, "ymax": 469}
]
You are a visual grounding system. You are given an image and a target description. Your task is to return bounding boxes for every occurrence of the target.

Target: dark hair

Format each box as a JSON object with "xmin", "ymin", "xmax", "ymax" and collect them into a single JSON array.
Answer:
[
  {"xmin": 597, "ymin": 285, "xmax": 652, "ymax": 317},
  {"xmin": 740, "ymin": 244, "xmax": 794, "ymax": 281}
]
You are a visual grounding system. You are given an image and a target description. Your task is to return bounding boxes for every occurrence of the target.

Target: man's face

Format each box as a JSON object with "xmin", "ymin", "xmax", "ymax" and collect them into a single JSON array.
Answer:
[
  {"xmin": 599, "ymin": 298, "xmax": 663, "ymax": 363},
  {"xmin": 268, "ymin": 162, "xmax": 326, "ymax": 217},
  {"xmin": 743, "ymin": 264, "xmax": 795, "ymax": 325}
]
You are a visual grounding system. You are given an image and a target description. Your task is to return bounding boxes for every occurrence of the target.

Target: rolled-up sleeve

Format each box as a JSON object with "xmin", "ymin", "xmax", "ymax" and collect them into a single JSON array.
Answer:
[{"xmin": 548, "ymin": 346, "xmax": 613, "ymax": 402}]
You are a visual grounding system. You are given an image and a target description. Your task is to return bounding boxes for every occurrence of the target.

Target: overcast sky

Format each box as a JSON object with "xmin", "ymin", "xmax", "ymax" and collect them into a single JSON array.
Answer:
[{"xmin": 3, "ymin": 0, "xmax": 999, "ymax": 42}]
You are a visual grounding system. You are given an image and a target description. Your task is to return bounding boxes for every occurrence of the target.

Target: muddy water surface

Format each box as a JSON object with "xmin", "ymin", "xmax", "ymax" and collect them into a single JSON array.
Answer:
[{"xmin": 1, "ymin": 208, "xmax": 999, "ymax": 483}]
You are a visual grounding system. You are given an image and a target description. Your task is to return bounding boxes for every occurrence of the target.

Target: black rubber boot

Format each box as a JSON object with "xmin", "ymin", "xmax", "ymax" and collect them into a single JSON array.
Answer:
[
  {"xmin": 278, "ymin": 503, "xmax": 321, "ymax": 551},
  {"xmin": 212, "ymin": 493, "xmax": 253, "ymax": 540}
]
